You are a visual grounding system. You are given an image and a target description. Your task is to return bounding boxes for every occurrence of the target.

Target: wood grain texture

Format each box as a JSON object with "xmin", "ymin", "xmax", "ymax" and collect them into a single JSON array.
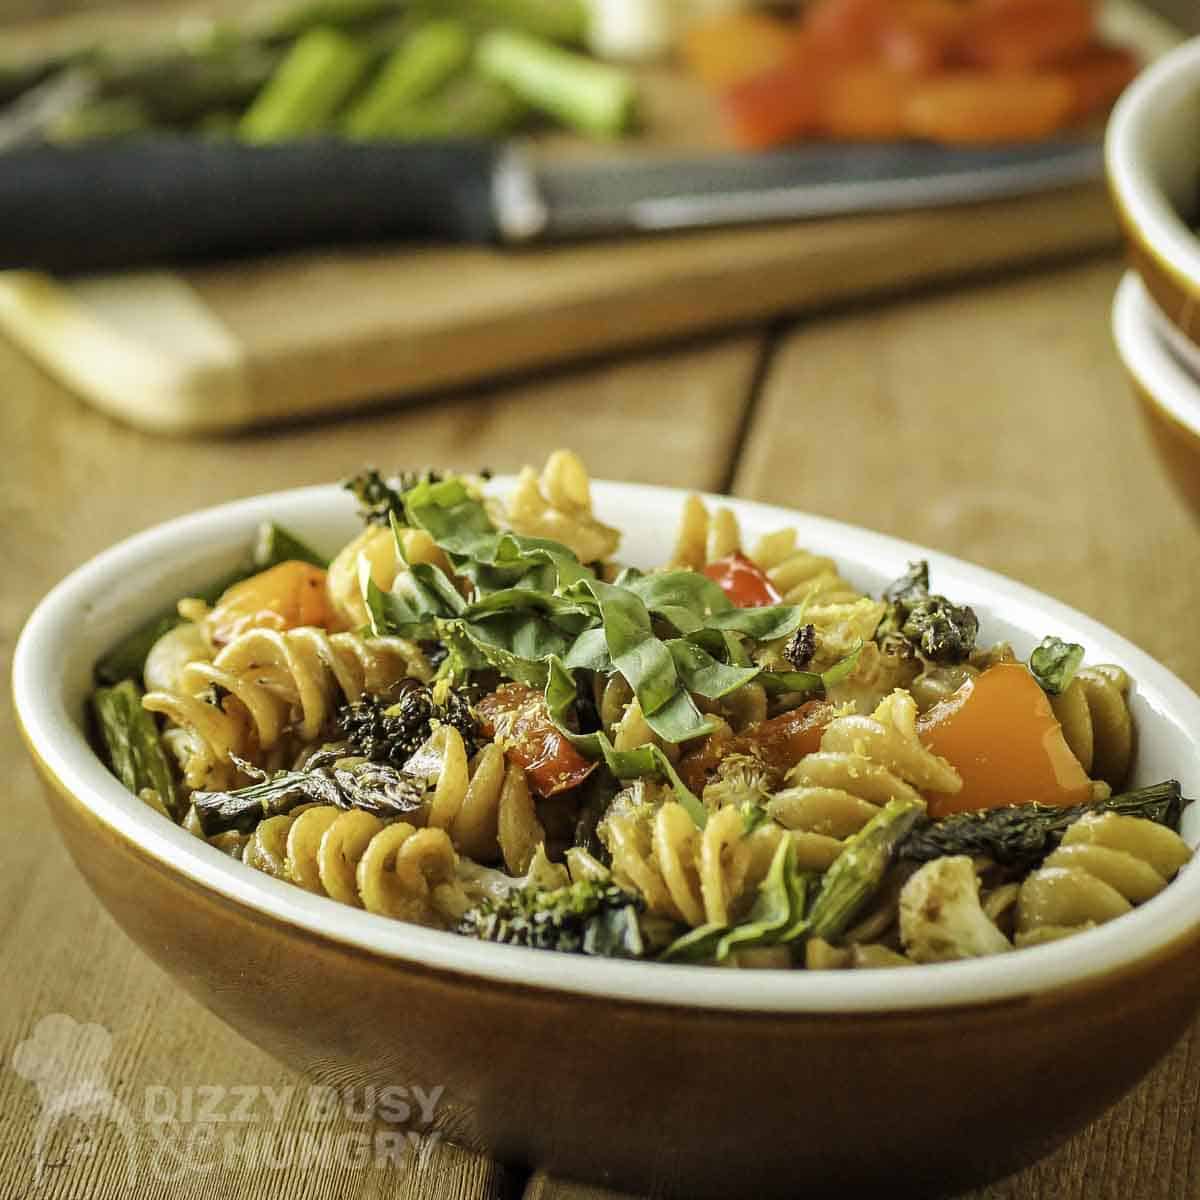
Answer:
[{"xmin": 0, "ymin": 331, "xmax": 761, "ymax": 1199}]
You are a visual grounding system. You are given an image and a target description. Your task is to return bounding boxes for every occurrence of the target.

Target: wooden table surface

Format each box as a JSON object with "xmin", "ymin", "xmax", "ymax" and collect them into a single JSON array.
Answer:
[{"xmin": 3, "ymin": 253, "xmax": 1199, "ymax": 1200}]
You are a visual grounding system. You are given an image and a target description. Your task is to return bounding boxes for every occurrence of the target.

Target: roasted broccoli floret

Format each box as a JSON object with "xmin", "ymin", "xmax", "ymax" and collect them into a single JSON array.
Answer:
[
  {"xmin": 457, "ymin": 878, "xmax": 645, "ymax": 957},
  {"xmin": 899, "ymin": 855, "xmax": 1012, "ymax": 963},
  {"xmin": 900, "ymin": 596, "xmax": 979, "ymax": 665},
  {"xmin": 336, "ymin": 685, "xmax": 481, "ymax": 767},
  {"xmin": 342, "ymin": 467, "xmax": 446, "ymax": 526},
  {"xmin": 878, "ymin": 559, "xmax": 978, "ymax": 665},
  {"xmin": 783, "ymin": 622, "xmax": 817, "ymax": 670}
]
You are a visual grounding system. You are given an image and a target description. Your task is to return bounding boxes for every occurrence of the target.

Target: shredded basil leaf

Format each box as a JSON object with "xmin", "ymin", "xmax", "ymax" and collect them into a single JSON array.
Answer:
[{"xmin": 1029, "ymin": 635, "xmax": 1086, "ymax": 695}]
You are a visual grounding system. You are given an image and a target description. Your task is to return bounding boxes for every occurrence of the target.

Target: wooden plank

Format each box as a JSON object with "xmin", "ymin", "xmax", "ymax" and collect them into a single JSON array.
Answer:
[
  {"xmin": 0, "ymin": 330, "xmax": 763, "ymax": 1199},
  {"xmin": 733, "ymin": 254, "xmax": 1200, "ymax": 1200},
  {"xmin": 0, "ymin": 1, "xmax": 1179, "ymax": 433}
]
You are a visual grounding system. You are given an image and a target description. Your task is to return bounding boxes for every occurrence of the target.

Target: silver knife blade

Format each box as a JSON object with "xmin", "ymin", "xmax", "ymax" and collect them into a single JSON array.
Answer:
[{"xmin": 493, "ymin": 140, "xmax": 1104, "ymax": 243}]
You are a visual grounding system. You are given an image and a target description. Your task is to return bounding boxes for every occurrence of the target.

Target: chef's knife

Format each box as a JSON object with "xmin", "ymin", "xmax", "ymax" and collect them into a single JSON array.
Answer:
[{"xmin": 0, "ymin": 136, "xmax": 1102, "ymax": 273}]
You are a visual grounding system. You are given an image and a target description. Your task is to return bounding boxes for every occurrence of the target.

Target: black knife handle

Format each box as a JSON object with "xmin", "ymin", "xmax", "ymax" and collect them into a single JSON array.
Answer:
[{"xmin": 0, "ymin": 138, "xmax": 502, "ymax": 273}]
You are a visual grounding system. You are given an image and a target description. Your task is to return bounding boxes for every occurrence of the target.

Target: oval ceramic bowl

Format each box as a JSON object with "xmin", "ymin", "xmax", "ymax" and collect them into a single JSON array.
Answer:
[
  {"xmin": 14, "ymin": 482, "xmax": 1200, "ymax": 1199},
  {"xmin": 1113, "ymin": 270, "xmax": 1200, "ymax": 516},
  {"xmin": 1107, "ymin": 35, "xmax": 1200, "ymax": 356}
]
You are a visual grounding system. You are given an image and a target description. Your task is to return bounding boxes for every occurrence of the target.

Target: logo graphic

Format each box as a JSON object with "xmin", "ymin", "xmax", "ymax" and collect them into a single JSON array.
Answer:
[{"xmin": 11, "ymin": 1014, "xmax": 139, "ymax": 1187}]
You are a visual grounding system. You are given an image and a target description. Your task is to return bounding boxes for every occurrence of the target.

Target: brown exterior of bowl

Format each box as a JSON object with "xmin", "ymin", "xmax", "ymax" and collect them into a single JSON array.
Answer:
[
  {"xmin": 1111, "ymin": 183, "xmax": 1200, "ymax": 355},
  {"xmin": 1127, "ymin": 372, "xmax": 1200, "ymax": 517},
  {"xmin": 32, "ymin": 753, "xmax": 1200, "ymax": 1200}
]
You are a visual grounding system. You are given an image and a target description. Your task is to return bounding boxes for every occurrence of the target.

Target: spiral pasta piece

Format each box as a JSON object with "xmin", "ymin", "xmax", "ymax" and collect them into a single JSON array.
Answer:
[
  {"xmin": 768, "ymin": 691, "xmax": 958, "ymax": 870},
  {"xmin": 603, "ymin": 798, "xmax": 782, "ymax": 928},
  {"xmin": 238, "ymin": 804, "xmax": 468, "ymax": 926},
  {"xmin": 143, "ymin": 627, "xmax": 430, "ymax": 784},
  {"xmin": 413, "ymin": 725, "xmax": 545, "ymax": 874},
  {"xmin": 326, "ymin": 524, "xmax": 450, "ymax": 630},
  {"xmin": 504, "ymin": 449, "xmax": 619, "ymax": 564},
  {"xmin": 670, "ymin": 494, "xmax": 743, "ymax": 571},
  {"xmin": 1015, "ymin": 812, "xmax": 1192, "ymax": 947},
  {"xmin": 748, "ymin": 528, "xmax": 864, "ymax": 606},
  {"xmin": 1050, "ymin": 665, "xmax": 1134, "ymax": 789}
]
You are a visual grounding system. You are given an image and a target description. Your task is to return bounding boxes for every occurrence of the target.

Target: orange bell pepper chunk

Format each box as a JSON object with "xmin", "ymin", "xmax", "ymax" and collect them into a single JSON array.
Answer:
[
  {"xmin": 917, "ymin": 662, "xmax": 1093, "ymax": 818},
  {"xmin": 681, "ymin": 10, "xmax": 801, "ymax": 91},
  {"xmin": 903, "ymin": 71, "xmax": 1075, "ymax": 144},
  {"xmin": 206, "ymin": 561, "xmax": 332, "ymax": 646},
  {"xmin": 959, "ymin": 0, "xmax": 1095, "ymax": 72}
]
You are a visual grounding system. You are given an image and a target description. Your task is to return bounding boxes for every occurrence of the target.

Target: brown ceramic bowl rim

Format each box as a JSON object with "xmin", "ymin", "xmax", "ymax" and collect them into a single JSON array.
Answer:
[
  {"xmin": 13, "ymin": 481, "xmax": 1200, "ymax": 1015},
  {"xmin": 1106, "ymin": 35, "xmax": 1200, "ymax": 338},
  {"xmin": 1113, "ymin": 270, "xmax": 1200, "ymax": 441}
]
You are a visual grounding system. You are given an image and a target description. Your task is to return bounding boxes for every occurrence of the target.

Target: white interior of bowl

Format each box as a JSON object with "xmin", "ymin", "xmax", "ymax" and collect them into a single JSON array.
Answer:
[
  {"xmin": 1114, "ymin": 270, "xmax": 1200, "ymax": 435},
  {"xmin": 1107, "ymin": 35, "xmax": 1200, "ymax": 288},
  {"xmin": 13, "ymin": 482, "xmax": 1200, "ymax": 1014}
]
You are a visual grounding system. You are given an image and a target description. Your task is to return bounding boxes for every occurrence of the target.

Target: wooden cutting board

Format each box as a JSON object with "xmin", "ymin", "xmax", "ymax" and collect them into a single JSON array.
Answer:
[{"xmin": 0, "ymin": 0, "xmax": 1183, "ymax": 435}]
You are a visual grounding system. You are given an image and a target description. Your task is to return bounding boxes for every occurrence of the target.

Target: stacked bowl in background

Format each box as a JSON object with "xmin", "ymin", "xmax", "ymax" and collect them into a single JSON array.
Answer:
[{"xmin": 1108, "ymin": 35, "xmax": 1200, "ymax": 516}]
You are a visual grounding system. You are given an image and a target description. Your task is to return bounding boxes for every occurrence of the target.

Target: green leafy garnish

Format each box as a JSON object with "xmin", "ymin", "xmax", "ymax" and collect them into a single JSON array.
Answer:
[
  {"xmin": 660, "ymin": 839, "xmax": 816, "ymax": 964},
  {"xmin": 1029, "ymin": 635, "xmax": 1085, "ymax": 695}
]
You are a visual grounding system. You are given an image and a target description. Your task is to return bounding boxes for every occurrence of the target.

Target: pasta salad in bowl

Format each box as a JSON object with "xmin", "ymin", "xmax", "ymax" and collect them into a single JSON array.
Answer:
[
  {"xmin": 13, "ymin": 452, "xmax": 1200, "ymax": 1197},
  {"xmin": 87, "ymin": 450, "xmax": 1195, "ymax": 969}
]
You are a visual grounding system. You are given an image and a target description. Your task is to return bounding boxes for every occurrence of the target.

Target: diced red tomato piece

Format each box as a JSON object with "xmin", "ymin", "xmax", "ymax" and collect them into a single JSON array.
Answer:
[
  {"xmin": 958, "ymin": 0, "xmax": 1094, "ymax": 72},
  {"xmin": 702, "ymin": 551, "xmax": 783, "ymax": 608},
  {"xmin": 678, "ymin": 699, "xmax": 835, "ymax": 794},
  {"xmin": 1054, "ymin": 45, "xmax": 1140, "ymax": 120},
  {"xmin": 476, "ymin": 683, "xmax": 597, "ymax": 798}
]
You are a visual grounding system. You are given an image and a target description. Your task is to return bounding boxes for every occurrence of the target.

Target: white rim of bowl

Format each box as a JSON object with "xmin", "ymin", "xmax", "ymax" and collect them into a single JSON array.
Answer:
[
  {"xmin": 1106, "ymin": 35, "xmax": 1200, "ymax": 296},
  {"xmin": 13, "ymin": 481, "xmax": 1200, "ymax": 1015},
  {"xmin": 1114, "ymin": 270, "xmax": 1200, "ymax": 436}
]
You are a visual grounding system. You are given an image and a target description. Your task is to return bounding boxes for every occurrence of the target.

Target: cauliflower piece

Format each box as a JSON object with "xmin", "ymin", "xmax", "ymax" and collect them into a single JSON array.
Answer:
[{"xmin": 899, "ymin": 856, "xmax": 1012, "ymax": 963}]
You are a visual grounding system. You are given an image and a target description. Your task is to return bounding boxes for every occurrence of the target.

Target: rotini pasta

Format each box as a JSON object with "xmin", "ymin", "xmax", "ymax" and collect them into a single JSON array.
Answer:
[
  {"xmin": 768, "ymin": 691, "xmax": 961, "ymax": 869},
  {"xmin": 1051, "ymin": 665, "xmax": 1134, "ymax": 790},
  {"xmin": 1015, "ymin": 812, "xmax": 1191, "ymax": 946},
  {"xmin": 143, "ymin": 626, "xmax": 429, "ymax": 787},
  {"xmin": 415, "ymin": 725, "xmax": 546, "ymax": 874},
  {"xmin": 670, "ymin": 494, "xmax": 743, "ymax": 570},
  {"xmin": 86, "ymin": 448, "xmax": 1192, "ymax": 971},
  {"xmin": 505, "ymin": 449, "xmax": 620, "ymax": 564},
  {"xmin": 602, "ymin": 792, "xmax": 783, "ymax": 927},
  {"xmin": 240, "ymin": 803, "xmax": 468, "ymax": 926}
]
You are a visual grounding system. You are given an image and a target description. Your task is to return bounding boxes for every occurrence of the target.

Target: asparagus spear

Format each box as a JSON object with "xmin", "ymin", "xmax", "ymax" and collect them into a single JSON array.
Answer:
[
  {"xmin": 449, "ymin": 0, "xmax": 588, "ymax": 44},
  {"xmin": 381, "ymin": 75, "xmax": 528, "ymax": 140},
  {"xmin": 475, "ymin": 28, "xmax": 636, "ymax": 138},
  {"xmin": 46, "ymin": 95, "xmax": 151, "ymax": 144},
  {"xmin": 191, "ymin": 758, "xmax": 426, "ymax": 835},
  {"xmin": 343, "ymin": 19, "xmax": 472, "ymax": 140},
  {"xmin": 94, "ymin": 522, "xmax": 327, "ymax": 685},
  {"xmin": 262, "ymin": 0, "xmax": 408, "ymax": 42},
  {"xmin": 239, "ymin": 27, "xmax": 369, "ymax": 142},
  {"xmin": 807, "ymin": 798, "xmax": 925, "ymax": 943},
  {"xmin": 94, "ymin": 41, "xmax": 283, "ymax": 126},
  {"xmin": 898, "ymin": 781, "xmax": 1188, "ymax": 873},
  {"xmin": 92, "ymin": 680, "xmax": 180, "ymax": 818}
]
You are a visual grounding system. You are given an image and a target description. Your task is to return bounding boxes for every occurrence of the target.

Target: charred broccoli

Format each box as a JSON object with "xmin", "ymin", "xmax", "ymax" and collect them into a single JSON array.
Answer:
[
  {"xmin": 457, "ymin": 878, "xmax": 645, "ymax": 957},
  {"xmin": 342, "ymin": 467, "xmax": 446, "ymax": 526},
  {"xmin": 336, "ymin": 685, "xmax": 480, "ymax": 767},
  {"xmin": 878, "ymin": 559, "xmax": 978, "ymax": 665}
]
